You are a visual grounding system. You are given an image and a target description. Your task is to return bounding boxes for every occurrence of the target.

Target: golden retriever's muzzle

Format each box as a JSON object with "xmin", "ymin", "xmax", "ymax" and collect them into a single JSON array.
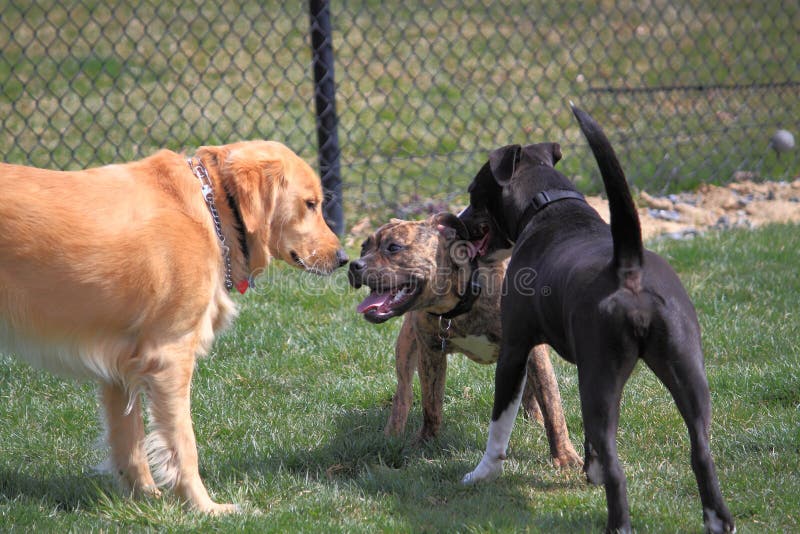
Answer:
[{"xmin": 291, "ymin": 248, "xmax": 348, "ymax": 275}]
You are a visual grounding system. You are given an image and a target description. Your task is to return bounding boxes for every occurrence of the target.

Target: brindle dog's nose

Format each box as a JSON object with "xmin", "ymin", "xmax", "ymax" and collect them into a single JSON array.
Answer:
[{"xmin": 348, "ymin": 258, "xmax": 365, "ymax": 288}]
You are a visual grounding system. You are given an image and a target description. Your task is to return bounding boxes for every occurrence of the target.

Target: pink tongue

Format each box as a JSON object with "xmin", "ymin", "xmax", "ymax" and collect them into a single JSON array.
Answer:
[
  {"xmin": 474, "ymin": 233, "xmax": 490, "ymax": 256},
  {"xmin": 356, "ymin": 291, "xmax": 393, "ymax": 313}
]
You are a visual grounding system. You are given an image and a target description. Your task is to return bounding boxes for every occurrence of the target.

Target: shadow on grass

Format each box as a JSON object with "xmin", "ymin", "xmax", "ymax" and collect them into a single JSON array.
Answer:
[
  {"xmin": 0, "ymin": 466, "xmax": 114, "ymax": 513},
  {"xmin": 221, "ymin": 405, "xmax": 602, "ymax": 531}
]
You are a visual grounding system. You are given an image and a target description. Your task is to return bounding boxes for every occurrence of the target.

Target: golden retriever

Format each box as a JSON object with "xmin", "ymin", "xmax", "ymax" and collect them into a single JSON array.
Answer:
[{"xmin": 0, "ymin": 141, "xmax": 347, "ymax": 513}]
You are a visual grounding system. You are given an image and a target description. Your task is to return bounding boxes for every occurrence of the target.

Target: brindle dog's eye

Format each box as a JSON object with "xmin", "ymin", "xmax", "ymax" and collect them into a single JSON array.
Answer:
[{"xmin": 386, "ymin": 243, "xmax": 403, "ymax": 254}]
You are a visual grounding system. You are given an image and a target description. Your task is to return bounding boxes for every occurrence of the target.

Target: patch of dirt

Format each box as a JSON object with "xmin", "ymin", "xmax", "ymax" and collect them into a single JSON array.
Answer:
[
  {"xmin": 346, "ymin": 179, "xmax": 800, "ymax": 247},
  {"xmin": 610, "ymin": 178, "xmax": 800, "ymax": 241}
]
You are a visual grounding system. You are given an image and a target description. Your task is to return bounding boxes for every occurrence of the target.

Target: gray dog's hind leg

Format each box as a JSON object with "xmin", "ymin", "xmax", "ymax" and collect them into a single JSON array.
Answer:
[
  {"xmin": 644, "ymin": 350, "xmax": 735, "ymax": 533},
  {"xmin": 577, "ymin": 350, "xmax": 638, "ymax": 534}
]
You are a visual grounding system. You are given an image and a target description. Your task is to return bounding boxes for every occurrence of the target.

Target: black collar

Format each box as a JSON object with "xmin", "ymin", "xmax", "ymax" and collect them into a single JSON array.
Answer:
[
  {"xmin": 428, "ymin": 258, "xmax": 482, "ymax": 320},
  {"xmin": 220, "ymin": 182, "xmax": 250, "ymax": 266},
  {"xmin": 515, "ymin": 189, "xmax": 586, "ymax": 237}
]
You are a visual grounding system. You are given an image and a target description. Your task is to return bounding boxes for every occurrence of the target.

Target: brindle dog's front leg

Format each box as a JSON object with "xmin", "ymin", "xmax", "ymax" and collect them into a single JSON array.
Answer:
[
  {"xmin": 417, "ymin": 331, "xmax": 448, "ymax": 442},
  {"xmin": 385, "ymin": 317, "xmax": 419, "ymax": 436},
  {"xmin": 526, "ymin": 345, "xmax": 582, "ymax": 467},
  {"xmin": 521, "ymin": 357, "xmax": 544, "ymax": 425}
]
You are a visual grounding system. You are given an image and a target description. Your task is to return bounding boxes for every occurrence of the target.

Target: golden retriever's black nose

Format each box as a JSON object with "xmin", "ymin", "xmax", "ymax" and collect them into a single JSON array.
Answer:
[{"xmin": 336, "ymin": 249, "xmax": 349, "ymax": 267}]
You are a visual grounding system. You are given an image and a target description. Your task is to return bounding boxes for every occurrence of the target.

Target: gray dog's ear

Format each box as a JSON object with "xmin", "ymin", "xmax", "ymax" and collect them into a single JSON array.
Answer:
[
  {"xmin": 489, "ymin": 144, "xmax": 521, "ymax": 185},
  {"xmin": 521, "ymin": 142, "xmax": 563, "ymax": 168},
  {"xmin": 550, "ymin": 143, "xmax": 563, "ymax": 165}
]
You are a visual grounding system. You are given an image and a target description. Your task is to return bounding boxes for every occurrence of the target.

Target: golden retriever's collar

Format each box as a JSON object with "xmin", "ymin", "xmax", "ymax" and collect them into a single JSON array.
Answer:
[{"xmin": 187, "ymin": 157, "xmax": 234, "ymax": 292}]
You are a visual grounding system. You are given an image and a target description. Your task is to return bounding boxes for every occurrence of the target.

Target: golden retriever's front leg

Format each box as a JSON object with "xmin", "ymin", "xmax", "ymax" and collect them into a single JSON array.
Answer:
[
  {"xmin": 101, "ymin": 383, "xmax": 160, "ymax": 497},
  {"xmin": 145, "ymin": 348, "xmax": 237, "ymax": 515}
]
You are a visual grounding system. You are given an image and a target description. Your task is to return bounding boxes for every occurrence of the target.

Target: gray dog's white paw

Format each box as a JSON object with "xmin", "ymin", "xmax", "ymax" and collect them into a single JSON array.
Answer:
[
  {"xmin": 461, "ymin": 471, "xmax": 479, "ymax": 485},
  {"xmin": 461, "ymin": 455, "xmax": 504, "ymax": 485}
]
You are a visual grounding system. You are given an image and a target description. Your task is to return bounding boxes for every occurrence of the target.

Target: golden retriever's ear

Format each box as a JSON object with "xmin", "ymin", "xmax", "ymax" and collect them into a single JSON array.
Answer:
[
  {"xmin": 196, "ymin": 145, "xmax": 227, "ymax": 171},
  {"xmin": 199, "ymin": 145, "xmax": 284, "ymax": 234},
  {"xmin": 229, "ymin": 156, "xmax": 284, "ymax": 234}
]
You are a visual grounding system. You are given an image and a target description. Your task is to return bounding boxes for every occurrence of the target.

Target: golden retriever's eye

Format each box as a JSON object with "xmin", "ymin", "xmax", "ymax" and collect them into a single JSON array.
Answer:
[{"xmin": 305, "ymin": 199, "xmax": 317, "ymax": 211}]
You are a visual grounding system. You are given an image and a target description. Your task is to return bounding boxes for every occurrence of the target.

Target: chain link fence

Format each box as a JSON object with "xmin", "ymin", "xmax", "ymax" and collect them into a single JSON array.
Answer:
[{"xmin": 2, "ymin": 1, "xmax": 798, "ymax": 228}]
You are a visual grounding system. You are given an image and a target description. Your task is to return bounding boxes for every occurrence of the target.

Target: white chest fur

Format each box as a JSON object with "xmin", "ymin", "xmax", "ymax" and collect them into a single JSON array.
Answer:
[{"xmin": 449, "ymin": 335, "xmax": 499, "ymax": 364}]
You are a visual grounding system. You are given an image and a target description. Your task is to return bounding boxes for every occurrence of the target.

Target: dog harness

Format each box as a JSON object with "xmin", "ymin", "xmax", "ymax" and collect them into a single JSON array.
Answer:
[{"xmin": 515, "ymin": 189, "xmax": 587, "ymax": 237}]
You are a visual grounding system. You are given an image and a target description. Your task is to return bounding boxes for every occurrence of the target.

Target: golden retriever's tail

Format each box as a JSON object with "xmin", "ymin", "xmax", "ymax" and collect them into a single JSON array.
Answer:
[{"xmin": 571, "ymin": 104, "xmax": 644, "ymax": 293}]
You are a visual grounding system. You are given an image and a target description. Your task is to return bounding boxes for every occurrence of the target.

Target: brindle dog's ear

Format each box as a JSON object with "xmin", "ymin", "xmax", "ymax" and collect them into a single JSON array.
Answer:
[
  {"xmin": 488, "ymin": 144, "xmax": 521, "ymax": 185},
  {"xmin": 432, "ymin": 212, "xmax": 469, "ymax": 241}
]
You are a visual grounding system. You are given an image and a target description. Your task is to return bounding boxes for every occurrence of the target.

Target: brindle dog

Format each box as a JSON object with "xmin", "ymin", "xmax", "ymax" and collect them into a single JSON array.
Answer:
[{"xmin": 348, "ymin": 214, "xmax": 581, "ymax": 467}]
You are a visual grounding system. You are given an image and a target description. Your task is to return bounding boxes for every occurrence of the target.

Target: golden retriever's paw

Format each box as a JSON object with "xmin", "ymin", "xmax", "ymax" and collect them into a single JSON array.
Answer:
[
  {"xmin": 135, "ymin": 484, "xmax": 163, "ymax": 499},
  {"xmin": 204, "ymin": 502, "xmax": 243, "ymax": 515}
]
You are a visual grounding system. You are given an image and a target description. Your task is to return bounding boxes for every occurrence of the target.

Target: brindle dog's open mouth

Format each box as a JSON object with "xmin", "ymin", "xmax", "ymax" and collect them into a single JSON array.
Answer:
[{"xmin": 356, "ymin": 280, "xmax": 424, "ymax": 324}]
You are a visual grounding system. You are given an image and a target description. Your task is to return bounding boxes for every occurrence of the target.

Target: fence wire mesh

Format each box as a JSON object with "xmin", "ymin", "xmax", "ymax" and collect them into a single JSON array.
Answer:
[{"xmin": 2, "ymin": 1, "xmax": 798, "ymax": 224}]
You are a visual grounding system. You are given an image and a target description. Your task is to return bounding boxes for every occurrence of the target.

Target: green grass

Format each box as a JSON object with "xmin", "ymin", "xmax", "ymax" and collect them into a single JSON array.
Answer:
[{"xmin": 1, "ymin": 223, "xmax": 798, "ymax": 532}]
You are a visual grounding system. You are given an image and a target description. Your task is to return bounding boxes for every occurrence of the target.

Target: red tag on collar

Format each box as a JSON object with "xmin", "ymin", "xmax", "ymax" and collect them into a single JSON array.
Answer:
[{"xmin": 236, "ymin": 279, "xmax": 249, "ymax": 294}]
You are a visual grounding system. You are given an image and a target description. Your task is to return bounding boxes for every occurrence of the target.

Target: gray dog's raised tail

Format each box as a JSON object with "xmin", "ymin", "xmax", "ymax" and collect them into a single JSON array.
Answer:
[{"xmin": 572, "ymin": 104, "xmax": 644, "ymax": 292}]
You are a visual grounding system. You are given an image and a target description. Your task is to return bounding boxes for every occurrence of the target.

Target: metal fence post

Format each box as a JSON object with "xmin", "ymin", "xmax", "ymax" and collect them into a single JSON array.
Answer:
[{"xmin": 309, "ymin": 0, "xmax": 344, "ymax": 235}]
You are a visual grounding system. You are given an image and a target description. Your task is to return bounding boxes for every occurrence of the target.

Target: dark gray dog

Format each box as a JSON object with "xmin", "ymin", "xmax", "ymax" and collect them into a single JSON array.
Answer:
[{"xmin": 459, "ymin": 106, "xmax": 734, "ymax": 534}]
